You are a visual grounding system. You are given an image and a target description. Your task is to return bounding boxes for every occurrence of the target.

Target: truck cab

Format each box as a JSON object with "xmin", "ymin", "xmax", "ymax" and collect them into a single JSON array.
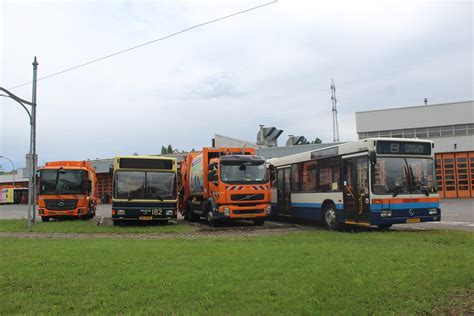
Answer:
[
  {"xmin": 180, "ymin": 148, "xmax": 273, "ymax": 226},
  {"xmin": 37, "ymin": 161, "xmax": 97, "ymax": 222}
]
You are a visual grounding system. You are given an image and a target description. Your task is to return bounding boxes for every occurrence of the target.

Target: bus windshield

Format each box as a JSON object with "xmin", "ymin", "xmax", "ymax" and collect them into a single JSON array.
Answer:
[
  {"xmin": 40, "ymin": 169, "xmax": 86, "ymax": 195},
  {"xmin": 114, "ymin": 171, "xmax": 176, "ymax": 200},
  {"xmin": 220, "ymin": 162, "xmax": 267, "ymax": 183},
  {"xmin": 372, "ymin": 157, "xmax": 436, "ymax": 196}
]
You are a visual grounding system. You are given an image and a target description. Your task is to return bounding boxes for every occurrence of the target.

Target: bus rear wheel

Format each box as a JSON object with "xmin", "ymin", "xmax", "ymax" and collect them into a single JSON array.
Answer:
[
  {"xmin": 322, "ymin": 204, "xmax": 339, "ymax": 230},
  {"xmin": 41, "ymin": 216, "xmax": 50, "ymax": 222}
]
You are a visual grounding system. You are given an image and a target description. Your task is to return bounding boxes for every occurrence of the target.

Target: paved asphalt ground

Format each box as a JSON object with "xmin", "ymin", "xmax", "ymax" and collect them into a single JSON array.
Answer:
[{"xmin": 0, "ymin": 199, "xmax": 472, "ymax": 231}]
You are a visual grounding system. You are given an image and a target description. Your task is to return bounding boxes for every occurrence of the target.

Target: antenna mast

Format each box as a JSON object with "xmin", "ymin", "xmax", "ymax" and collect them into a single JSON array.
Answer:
[{"xmin": 331, "ymin": 78, "xmax": 340, "ymax": 142}]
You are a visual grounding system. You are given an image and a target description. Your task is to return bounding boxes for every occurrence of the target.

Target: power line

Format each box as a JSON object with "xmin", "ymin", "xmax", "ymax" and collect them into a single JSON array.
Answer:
[{"xmin": 8, "ymin": 0, "xmax": 278, "ymax": 90}]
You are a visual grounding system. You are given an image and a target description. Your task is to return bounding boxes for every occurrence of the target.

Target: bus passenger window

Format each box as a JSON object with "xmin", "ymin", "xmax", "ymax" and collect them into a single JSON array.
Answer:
[{"xmin": 302, "ymin": 161, "xmax": 318, "ymax": 191}]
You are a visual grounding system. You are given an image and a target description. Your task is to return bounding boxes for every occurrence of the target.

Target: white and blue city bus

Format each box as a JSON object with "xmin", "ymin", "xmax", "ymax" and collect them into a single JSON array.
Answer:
[{"xmin": 268, "ymin": 138, "xmax": 440, "ymax": 229}]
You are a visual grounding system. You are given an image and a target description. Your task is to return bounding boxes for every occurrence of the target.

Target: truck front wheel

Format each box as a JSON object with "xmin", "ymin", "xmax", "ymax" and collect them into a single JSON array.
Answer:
[{"xmin": 41, "ymin": 216, "xmax": 50, "ymax": 222}]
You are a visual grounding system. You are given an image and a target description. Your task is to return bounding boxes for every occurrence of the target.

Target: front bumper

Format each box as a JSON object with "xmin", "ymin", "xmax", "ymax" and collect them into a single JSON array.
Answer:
[
  {"xmin": 370, "ymin": 208, "xmax": 441, "ymax": 225},
  {"xmin": 38, "ymin": 207, "xmax": 87, "ymax": 217},
  {"xmin": 213, "ymin": 203, "xmax": 269, "ymax": 220}
]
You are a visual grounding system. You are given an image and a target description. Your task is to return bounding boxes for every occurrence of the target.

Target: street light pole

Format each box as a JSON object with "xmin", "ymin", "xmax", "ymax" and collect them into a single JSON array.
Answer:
[
  {"xmin": 30, "ymin": 57, "xmax": 38, "ymax": 225},
  {"xmin": 0, "ymin": 156, "xmax": 16, "ymax": 187},
  {"xmin": 0, "ymin": 57, "xmax": 38, "ymax": 229}
]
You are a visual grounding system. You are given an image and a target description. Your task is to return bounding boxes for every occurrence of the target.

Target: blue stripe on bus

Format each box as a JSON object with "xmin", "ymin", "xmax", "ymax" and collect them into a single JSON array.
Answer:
[
  {"xmin": 370, "ymin": 202, "xmax": 439, "ymax": 211},
  {"xmin": 291, "ymin": 202, "xmax": 343, "ymax": 210}
]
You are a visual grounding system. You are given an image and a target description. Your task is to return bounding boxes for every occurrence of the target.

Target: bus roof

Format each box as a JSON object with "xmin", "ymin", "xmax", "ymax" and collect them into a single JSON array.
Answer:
[{"xmin": 268, "ymin": 138, "xmax": 434, "ymax": 167}]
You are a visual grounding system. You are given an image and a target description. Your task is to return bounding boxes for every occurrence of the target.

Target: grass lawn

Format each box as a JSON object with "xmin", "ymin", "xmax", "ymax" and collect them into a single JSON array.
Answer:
[
  {"xmin": 0, "ymin": 219, "xmax": 197, "ymax": 234},
  {"xmin": 0, "ymin": 230, "xmax": 473, "ymax": 314}
]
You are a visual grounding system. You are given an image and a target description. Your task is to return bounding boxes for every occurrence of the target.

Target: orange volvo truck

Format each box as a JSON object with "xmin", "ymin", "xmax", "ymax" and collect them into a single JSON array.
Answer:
[
  {"xmin": 179, "ymin": 147, "xmax": 273, "ymax": 226},
  {"xmin": 38, "ymin": 161, "xmax": 97, "ymax": 222}
]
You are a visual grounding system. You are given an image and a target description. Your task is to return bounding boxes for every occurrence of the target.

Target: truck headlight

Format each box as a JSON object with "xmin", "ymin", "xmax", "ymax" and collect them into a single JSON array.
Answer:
[
  {"xmin": 224, "ymin": 207, "xmax": 230, "ymax": 216},
  {"xmin": 266, "ymin": 205, "xmax": 272, "ymax": 214},
  {"xmin": 429, "ymin": 208, "xmax": 439, "ymax": 215},
  {"xmin": 166, "ymin": 210, "xmax": 174, "ymax": 216},
  {"xmin": 380, "ymin": 210, "xmax": 392, "ymax": 217}
]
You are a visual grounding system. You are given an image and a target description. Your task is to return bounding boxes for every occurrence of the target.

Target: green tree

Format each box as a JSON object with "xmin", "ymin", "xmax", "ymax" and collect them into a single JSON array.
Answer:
[
  {"xmin": 161, "ymin": 146, "xmax": 167, "ymax": 154},
  {"xmin": 167, "ymin": 144, "xmax": 173, "ymax": 153}
]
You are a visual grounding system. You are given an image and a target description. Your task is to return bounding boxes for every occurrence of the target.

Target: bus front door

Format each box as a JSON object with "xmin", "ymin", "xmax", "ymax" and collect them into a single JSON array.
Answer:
[
  {"xmin": 277, "ymin": 167, "xmax": 291, "ymax": 216},
  {"xmin": 343, "ymin": 157, "xmax": 370, "ymax": 222}
]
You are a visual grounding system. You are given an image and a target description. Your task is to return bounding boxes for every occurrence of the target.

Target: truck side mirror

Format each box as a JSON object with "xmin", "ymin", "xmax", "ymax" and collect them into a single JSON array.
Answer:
[{"xmin": 87, "ymin": 180, "xmax": 92, "ymax": 193}]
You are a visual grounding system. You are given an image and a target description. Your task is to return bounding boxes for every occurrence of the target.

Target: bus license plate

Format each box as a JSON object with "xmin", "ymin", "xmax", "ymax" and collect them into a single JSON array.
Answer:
[
  {"xmin": 139, "ymin": 216, "xmax": 153, "ymax": 221},
  {"xmin": 406, "ymin": 218, "xmax": 420, "ymax": 223},
  {"xmin": 241, "ymin": 214, "xmax": 255, "ymax": 218}
]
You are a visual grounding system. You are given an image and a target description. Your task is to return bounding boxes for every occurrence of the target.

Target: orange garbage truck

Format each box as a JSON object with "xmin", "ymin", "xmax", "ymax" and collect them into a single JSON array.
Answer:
[
  {"xmin": 179, "ymin": 147, "xmax": 273, "ymax": 226},
  {"xmin": 38, "ymin": 161, "xmax": 97, "ymax": 222}
]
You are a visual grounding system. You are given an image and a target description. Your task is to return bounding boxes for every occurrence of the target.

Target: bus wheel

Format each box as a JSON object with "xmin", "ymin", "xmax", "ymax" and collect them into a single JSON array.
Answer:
[
  {"xmin": 377, "ymin": 224, "xmax": 392, "ymax": 230},
  {"xmin": 41, "ymin": 216, "xmax": 50, "ymax": 222},
  {"xmin": 323, "ymin": 204, "xmax": 338, "ymax": 230},
  {"xmin": 253, "ymin": 218, "xmax": 265, "ymax": 226}
]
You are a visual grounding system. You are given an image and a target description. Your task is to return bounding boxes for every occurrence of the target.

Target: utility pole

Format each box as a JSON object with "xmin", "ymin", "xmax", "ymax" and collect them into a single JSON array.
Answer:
[
  {"xmin": 30, "ymin": 57, "xmax": 38, "ymax": 226},
  {"xmin": 331, "ymin": 78, "xmax": 340, "ymax": 143}
]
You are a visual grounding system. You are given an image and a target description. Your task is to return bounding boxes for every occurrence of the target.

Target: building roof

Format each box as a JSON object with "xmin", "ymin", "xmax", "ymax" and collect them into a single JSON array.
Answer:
[
  {"xmin": 256, "ymin": 143, "xmax": 344, "ymax": 159},
  {"xmin": 355, "ymin": 100, "xmax": 473, "ymax": 133}
]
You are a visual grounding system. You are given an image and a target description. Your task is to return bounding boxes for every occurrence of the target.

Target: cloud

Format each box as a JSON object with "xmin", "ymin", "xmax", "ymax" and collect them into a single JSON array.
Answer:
[{"xmin": 1, "ymin": 0, "xmax": 472, "ymax": 169}]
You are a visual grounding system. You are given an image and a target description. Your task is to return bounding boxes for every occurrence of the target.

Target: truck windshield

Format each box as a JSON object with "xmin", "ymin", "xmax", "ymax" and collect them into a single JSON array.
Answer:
[
  {"xmin": 372, "ymin": 157, "xmax": 436, "ymax": 196},
  {"xmin": 220, "ymin": 162, "xmax": 267, "ymax": 183},
  {"xmin": 114, "ymin": 171, "xmax": 176, "ymax": 200},
  {"xmin": 40, "ymin": 169, "xmax": 86, "ymax": 195}
]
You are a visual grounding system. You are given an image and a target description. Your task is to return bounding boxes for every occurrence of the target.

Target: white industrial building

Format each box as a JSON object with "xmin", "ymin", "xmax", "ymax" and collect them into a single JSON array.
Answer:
[{"xmin": 356, "ymin": 100, "xmax": 474, "ymax": 198}]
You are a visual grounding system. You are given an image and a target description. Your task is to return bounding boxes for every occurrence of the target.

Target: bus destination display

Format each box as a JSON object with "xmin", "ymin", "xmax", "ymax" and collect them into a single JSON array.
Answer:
[
  {"xmin": 119, "ymin": 158, "xmax": 173, "ymax": 170},
  {"xmin": 376, "ymin": 141, "xmax": 431, "ymax": 155}
]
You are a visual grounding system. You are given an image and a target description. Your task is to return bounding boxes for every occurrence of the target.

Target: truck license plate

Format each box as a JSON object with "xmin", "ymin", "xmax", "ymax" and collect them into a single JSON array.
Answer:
[
  {"xmin": 241, "ymin": 214, "xmax": 255, "ymax": 218},
  {"xmin": 406, "ymin": 218, "xmax": 420, "ymax": 223},
  {"xmin": 139, "ymin": 216, "xmax": 153, "ymax": 221}
]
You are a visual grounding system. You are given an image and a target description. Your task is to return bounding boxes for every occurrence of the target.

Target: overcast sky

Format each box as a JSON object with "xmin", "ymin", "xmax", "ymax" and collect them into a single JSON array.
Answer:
[{"xmin": 1, "ymin": 0, "xmax": 472, "ymax": 170}]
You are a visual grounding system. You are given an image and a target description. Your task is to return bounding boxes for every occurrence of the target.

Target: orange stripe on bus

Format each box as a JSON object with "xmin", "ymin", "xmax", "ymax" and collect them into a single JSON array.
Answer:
[{"xmin": 371, "ymin": 197, "xmax": 439, "ymax": 204}]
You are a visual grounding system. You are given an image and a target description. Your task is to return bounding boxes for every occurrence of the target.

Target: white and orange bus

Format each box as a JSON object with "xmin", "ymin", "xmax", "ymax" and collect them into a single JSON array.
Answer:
[{"xmin": 268, "ymin": 138, "xmax": 440, "ymax": 229}]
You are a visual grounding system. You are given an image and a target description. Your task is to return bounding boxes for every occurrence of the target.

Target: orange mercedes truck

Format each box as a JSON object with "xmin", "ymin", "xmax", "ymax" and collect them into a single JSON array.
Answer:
[
  {"xmin": 38, "ymin": 161, "xmax": 97, "ymax": 222},
  {"xmin": 179, "ymin": 147, "xmax": 273, "ymax": 226}
]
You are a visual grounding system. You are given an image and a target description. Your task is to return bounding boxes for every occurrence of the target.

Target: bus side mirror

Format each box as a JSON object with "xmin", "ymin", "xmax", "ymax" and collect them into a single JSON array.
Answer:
[
  {"xmin": 109, "ymin": 165, "xmax": 113, "ymax": 175},
  {"xmin": 269, "ymin": 165, "xmax": 276, "ymax": 182},
  {"xmin": 369, "ymin": 151, "xmax": 377, "ymax": 165}
]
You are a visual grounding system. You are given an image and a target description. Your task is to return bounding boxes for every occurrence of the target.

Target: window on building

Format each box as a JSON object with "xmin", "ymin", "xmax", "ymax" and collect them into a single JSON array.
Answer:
[
  {"xmin": 403, "ymin": 129, "xmax": 415, "ymax": 138},
  {"xmin": 468, "ymin": 124, "xmax": 474, "ymax": 135},
  {"xmin": 415, "ymin": 128, "xmax": 428, "ymax": 138},
  {"xmin": 391, "ymin": 130, "xmax": 403, "ymax": 138},
  {"xmin": 428, "ymin": 127, "xmax": 441, "ymax": 137},
  {"xmin": 367, "ymin": 132, "xmax": 379, "ymax": 138},
  {"xmin": 379, "ymin": 131, "xmax": 390, "ymax": 137},
  {"xmin": 454, "ymin": 124, "xmax": 467, "ymax": 135},
  {"xmin": 441, "ymin": 126, "xmax": 454, "ymax": 136}
]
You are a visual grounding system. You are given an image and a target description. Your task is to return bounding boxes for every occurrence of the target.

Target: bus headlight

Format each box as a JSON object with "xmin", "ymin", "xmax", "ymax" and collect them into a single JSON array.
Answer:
[
  {"xmin": 266, "ymin": 205, "xmax": 272, "ymax": 215},
  {"xmin": 224, "ymin": 207, "xmax": 230, "ymax": 216},
  {"xmin": 380, "ymin": 210, "xmax": 392, "ymax": 217},
  {"xmin": 429, "ymin": 208, "xmax": 439, "ymax": 215},
  {"xmin": 117, "ymin": 209, "xmax": 125, "ymax": 215},
  {"xmin": 166, "ymin": 210, "xmax": 174, "ymax": 216}
]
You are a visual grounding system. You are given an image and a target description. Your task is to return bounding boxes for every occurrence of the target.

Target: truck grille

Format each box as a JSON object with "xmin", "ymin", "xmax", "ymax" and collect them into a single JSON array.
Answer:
[
  {"xmin": 45, "ymin": 199, "xmax": 78, "ymax": 211},
  {"xmin": 233, "ymin": 209, "xmax": 264, "ymax": 215},
  {"xmin": 230, "ymin": 194, "xmax": 264, "ymax": 201}
]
